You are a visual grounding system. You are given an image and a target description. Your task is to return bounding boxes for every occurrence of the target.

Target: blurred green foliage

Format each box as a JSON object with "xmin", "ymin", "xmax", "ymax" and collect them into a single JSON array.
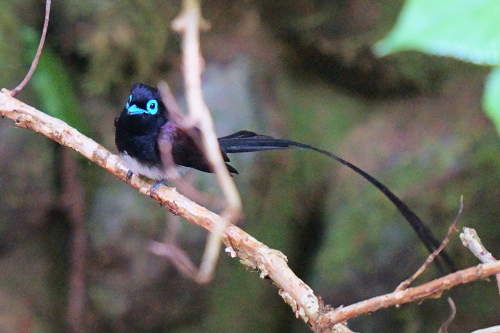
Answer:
[
  {"xmin": 484, "ymin": 68, "xmax": 500, "ymax": 133},
  {"xmin": 375, "ymin": 0, "xmax": 500, "ymax": 138},
  {"xmin": 375, "ymin": 0, "xmax": 500, "ymax": 65}
]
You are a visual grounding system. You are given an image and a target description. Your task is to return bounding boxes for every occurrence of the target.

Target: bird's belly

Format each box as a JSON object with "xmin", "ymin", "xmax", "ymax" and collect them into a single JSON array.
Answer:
[
  {"xmin": 119, "ymin": 153, "xmax": 165, "ymax": 180},
  {"xmin": 119, "ymin": 152, "xmax": 191, "ymax": 180}
]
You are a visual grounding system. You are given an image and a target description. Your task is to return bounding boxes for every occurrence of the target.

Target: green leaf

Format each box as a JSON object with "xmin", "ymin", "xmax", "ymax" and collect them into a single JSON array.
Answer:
[
  {"xmin": 483, "ymin": 67, "xmax": 500, "ymax": 133},
  {"xmin": 374, "ymin": 0, "xmax": 500, "ymax": 65},
  {"xmin": 21, "ymin": 27, "xmax": 90, "ymax": 135}
]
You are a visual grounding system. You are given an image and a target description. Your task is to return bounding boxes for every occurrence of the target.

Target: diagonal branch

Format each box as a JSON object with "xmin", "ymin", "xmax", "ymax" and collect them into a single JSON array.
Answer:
[{"xmin": 0, "ymin": 89, "xmax": 347, "ymax": 333}]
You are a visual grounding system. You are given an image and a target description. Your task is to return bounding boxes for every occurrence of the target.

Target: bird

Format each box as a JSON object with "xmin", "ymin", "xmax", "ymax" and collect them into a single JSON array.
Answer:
[{"xmin": 115, "ymin": 83, "xmax": 456, "ymax": 274}]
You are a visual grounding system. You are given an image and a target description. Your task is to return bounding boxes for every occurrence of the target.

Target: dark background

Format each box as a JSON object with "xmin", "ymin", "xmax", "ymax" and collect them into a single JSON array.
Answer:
[{"xmin": 1, "ymin": 0, "xmax": 499, "ymax": 332}]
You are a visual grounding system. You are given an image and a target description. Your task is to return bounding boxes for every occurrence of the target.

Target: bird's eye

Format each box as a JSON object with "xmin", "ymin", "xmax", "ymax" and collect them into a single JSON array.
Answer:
[{"xmin": 146, "ymin": 99, "xmax": 158, "ymax": 114}]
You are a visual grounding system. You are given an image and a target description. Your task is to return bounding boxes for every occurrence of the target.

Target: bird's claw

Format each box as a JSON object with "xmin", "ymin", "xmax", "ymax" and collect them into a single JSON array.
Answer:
[{"xmin": 149, "ymin": 179, "xmax": 168, "ymax": 196}]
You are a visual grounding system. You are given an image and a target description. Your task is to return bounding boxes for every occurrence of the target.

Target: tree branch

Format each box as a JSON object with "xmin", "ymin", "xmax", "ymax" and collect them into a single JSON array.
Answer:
[
  {"xmin": 3, "ymin": 89, "xmax": 500, "ymax": 332},
  {"xmin": 316, "ymin": 260, "xmax": 500, "ymax": 329},
  {"xmin": 460, "ymin": 227, "xmax": 500, "ymax": 293},
  {"xmin": 0, "ymin": 89, "xmax": 347, "ymax": 332}
]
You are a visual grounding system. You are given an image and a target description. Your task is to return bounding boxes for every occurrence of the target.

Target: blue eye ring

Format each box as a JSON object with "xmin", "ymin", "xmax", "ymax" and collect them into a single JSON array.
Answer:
[
  {"xmin": 146, "ymin": 99, "xmax": 158, "ymax": 114},
  {"xmin": 125, "ymin": 97, "xmax": 159, "ymax": 115}
]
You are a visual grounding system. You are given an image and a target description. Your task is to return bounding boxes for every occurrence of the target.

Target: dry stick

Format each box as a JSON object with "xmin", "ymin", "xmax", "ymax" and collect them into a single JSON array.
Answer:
[
  {"xmin": 171, "ymin": 0, "xmax": 242, "ymax": 284},
  {"xmin": 437, "ymin": 297, "xmax": 456, "ymax": 333},
  {"xmin": 396, "ymin": 196, "xmax": 463, "ymax": 291},
  {"xmin": 460, "ymin": 227, "xmax": 500, "ymax": 293},
  {"xmin": 0, "ymin": 91, "xmax": 349, "ymax": 333},
  {"xmin": 149, "ymin": 241, "xmax": 198, "ymax": 278},
  {"xmin": 10, "ymin": 0, "xmax": 51, "ymax": 96},
  {"xmin": 316, "ymin": 260, "xmax": 500, "ymax": 329},
  {"xmin": 152, "ymin": 210, "xmax": 201, "ymax": 279}
]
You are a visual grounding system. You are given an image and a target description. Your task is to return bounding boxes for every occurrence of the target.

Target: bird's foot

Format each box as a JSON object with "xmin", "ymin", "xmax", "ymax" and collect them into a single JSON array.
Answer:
[{"xmin": 149, "ymin": 179, "xmax": 168, "ymax": 196}]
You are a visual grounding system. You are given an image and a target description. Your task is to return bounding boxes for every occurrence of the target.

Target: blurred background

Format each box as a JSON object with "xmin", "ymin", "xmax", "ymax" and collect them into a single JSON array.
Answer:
[{"xmin": 1, "ymin": 0, "xmax": 500, "ymax": 332}]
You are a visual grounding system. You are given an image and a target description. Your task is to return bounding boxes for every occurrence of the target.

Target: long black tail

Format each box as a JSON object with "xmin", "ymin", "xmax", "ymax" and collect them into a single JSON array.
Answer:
[{"xmin": 219, "ymin": 130, "xmax": 456, "ymax": 274}]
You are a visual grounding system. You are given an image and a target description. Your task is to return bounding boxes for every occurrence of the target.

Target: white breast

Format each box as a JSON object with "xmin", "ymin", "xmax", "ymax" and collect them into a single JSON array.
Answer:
[
  {"xmin": 119, "ymin": 153, "xmax": 166, "ymax": 180},
  {"xmin": 119, "ymin": 153, "xmax": 184, "ymax": 180}
]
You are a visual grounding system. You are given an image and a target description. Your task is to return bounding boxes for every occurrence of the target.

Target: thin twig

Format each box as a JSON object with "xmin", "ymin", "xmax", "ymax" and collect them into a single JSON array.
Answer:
[
  {"xmin": 171, "ymin": 0, "xmax": 242, "ymax": 284},
  {"xmin": 396, "ymin": 196, "xmax": 463, "ymax": 290},
  {"xmin": 317, "ymin": 260, "xmax": 500, "ymax": 329},
  {"xmin": 149, "ymin": 241, "xmax": 198, "ymax": 278},
  {"xmin": 437, "ymin": 297, "xmax": 456, "ymax": 333},
  {"xmin": 460, "ymin": 227, "xmax": 500, "ymax": 293},
  {"xmin": 10, "ymin": 0, "xmax": 51, "ymax": 96}
]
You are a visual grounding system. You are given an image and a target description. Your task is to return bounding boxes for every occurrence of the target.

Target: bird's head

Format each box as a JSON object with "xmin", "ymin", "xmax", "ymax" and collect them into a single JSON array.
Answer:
[
  {"xmin": 115, "ymin": 83, "xmax": 168, "ymax": 134},
  {"xmin": 125, "ymin": 83, "xmax": 166, "ymax": 116}
]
